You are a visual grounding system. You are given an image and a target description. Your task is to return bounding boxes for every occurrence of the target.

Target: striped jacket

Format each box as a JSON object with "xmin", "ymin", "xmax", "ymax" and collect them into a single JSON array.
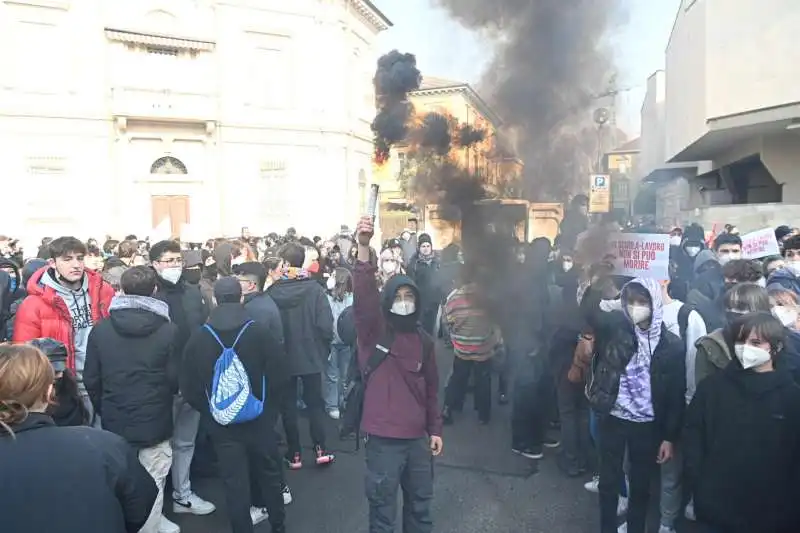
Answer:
[{"xmin": 444, "ymin": 284, "xmax": 500, "ymax": 361}]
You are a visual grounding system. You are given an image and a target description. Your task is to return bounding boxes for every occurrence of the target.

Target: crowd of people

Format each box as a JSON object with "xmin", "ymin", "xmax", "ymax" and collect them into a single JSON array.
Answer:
[{"xmin": 1, "ymin": 204, "xmax": 800, "ymax": 533}]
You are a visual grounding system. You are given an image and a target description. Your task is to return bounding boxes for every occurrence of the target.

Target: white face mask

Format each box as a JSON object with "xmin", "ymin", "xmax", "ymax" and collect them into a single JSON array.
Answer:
[
  {"xmin": 326, "ymin": 276, "xmax": 336, "ymax": 290},
  {"xmin": 772, "ymin": 306, "xmax": 798, "ymax": 328},
  {"xmin": 717, "ymin": 252, "xmax": 741, "ymax": 266},
  {"xmin": 627, "ymin": 304, "xmax": 651, "ymax": 325},
  {"xmin": 756, "ymin": 277, "xmax": 767, "ymax": 288},
  {"xmin": 382, "ymin": 261, "xmax": 397, "ymax": 274},
  {"xmin": 685, "ymin": 246, "xmax": 701, "ymax": 257},
  {"xmin": 391, "ymin": 300, "xmax": 415, "ymax": 316},
  {"xmin": 159, "ymin": 266, "xmax": 182, "ymax": 284},
  {"xmin": 734, "ymin": 343, "xmax": 771, "ymax": 369},
  {"xmin": 231, "ymin": 256, "xmax": 245, "ymax": 266},
  {"xmin": 787, "ymin": 261, "xmax": 800, "ymax": 277},
  {"xmin": 669, "ymin": 236, "xmax": 682, "ymax": 247},
  {"xmin": 562, "ymin": 261, "xmax": 573, "ymax": 272}
]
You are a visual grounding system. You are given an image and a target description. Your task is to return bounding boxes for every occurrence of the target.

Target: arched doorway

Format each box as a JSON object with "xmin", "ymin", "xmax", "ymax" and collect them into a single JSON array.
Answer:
[{"xmin": 150, "ymin": 156, "xmax": 190, "ymax": 238}]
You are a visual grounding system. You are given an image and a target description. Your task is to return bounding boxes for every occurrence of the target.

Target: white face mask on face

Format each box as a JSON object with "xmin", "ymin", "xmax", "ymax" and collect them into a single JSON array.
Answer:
[
  {"xmin": 627, "ymin": 304, "xmax": 651, "ymax": 325},
  {"xmin": 685, "ymin": 246, "xmax": 701, "ymax": 257},
  {"xmin": 787, "ymin": 261, "xmax": 800, "ymax": 277},
  {"xmin": 734, "ymin": 343, "xmax": 771, "ymax": 369},
  {"xmin": 669, "ymin": 236, "xmax": 682, "ymax": 247},
  {"xmin": 772, "ymin": 306, "xmax": 798, "ymax": 328},
  {"xmin": 562, "ymin": 261, "xmax": 573, "ymax": 272},
  {"xmin": 158, "ymin": 266, "xmax": 182, "ymax": 284},
  {"xmin": 326, "ymin": 276, "xmax": 336, "ymax": 290},
  {"xmin": 391, "ymin": 300, "xmax": 416, "ymax": 316},
  {"xmin": 382, "ymin": 261, "xmax": 397, "ymax": 274},
  {"xmin": 717, "ymin": 252, "xmax": 741, "ymax": 266}
]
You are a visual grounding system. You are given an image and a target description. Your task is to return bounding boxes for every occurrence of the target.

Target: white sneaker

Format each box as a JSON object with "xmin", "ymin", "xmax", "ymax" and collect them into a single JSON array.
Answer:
[
  {"xmin": 685, "ymin": 500, "xmax": 696, "ymax": 521},
  {"xmin": 327, "ymin": 408, "xmax": 340, "ymax": 420},
  {"xmin": 173, "ymin": 493, "xmax": 216, "ymax": 515},
  {"xmin": 617, "ymin": 496, "xmax": 629, "ymax": 516},
  {"xmin": 658, "ymin": 526, "xmax": 677, "ymax": 533},
  {"xmin": 618, "ymin": 523, "xmax": 627, "ymax": 533},
  {"xmin": 282, "ymin": 484, "xmax": 293, "ymax": 505},
  {"xmin": 584, "ymin": 475, "xmax": 599, "ymax": 493},
  {"xmin": 250, "ymin": 507, "xmax": 269, "ymax": 526},
  {"xmin": 158, "ymin": 515, "xmax": 180, "ymax": 533}
]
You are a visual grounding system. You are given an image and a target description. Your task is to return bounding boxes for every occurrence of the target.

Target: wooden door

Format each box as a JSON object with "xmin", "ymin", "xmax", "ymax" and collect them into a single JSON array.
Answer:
[{"xmin": 151, "ymin": 196, "xmax": 191, "ymax": 238}]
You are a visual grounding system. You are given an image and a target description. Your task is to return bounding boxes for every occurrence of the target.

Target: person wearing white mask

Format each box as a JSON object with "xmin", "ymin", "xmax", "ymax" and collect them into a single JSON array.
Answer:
[
  {"xmin": 377, "ymin": 248, "xmax": 403, "ymax": 290},
  {"xmin": 149, "ymin": 240, "xmax": 215, "ymax": 526},
  {"xmin": 767, "ymin": 288, "xmax": 800, "ymax": 386},
  {"xmin": 324, "ymin": 268, "xmax": 354, "ymax": 419},
  {"xmin": 767, "ymin": 234, "xmax": 800, "ymax": 296},
  {"xmin": 684, "ymin": 312, "xmax": 800, "ymax": 533},
  {"xmin": 587, "ymin": 278, "xmax": 685, "ymax": 533}
]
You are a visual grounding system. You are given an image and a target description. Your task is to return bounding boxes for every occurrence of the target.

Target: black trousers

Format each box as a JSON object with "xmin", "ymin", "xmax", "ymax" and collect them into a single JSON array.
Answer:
[
  {"xmin": 365, "ymin": 435, "xmax": 434, "ymax": 533},
  {"xmin": 209, "ymin": 420, "xmax": 285, "ymax": 533},
  {"xmin": 597, "ymin": 415, "xmax": 659, "ymax": 533},
  {"xmin": 510, "ymin": 357, "xmax": 553, "ymax": 449},
  {"xmin": 555, "ymin": 363, "xmax": 591, "ymax": 469},
  {"xmin": 444, "ymin": 357, "xmax": 492, "ymax": 421},
  {"xmin": 280, "ymin": 373, "xmax": 327, "ymax": 454}
]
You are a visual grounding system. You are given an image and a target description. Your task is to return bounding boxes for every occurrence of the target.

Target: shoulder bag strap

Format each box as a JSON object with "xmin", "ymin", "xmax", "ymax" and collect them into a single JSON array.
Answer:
[
  {"xmin": 203, "ymin": 324, "xmax": 225, "ymax": 348},
  {"xmin": 363, "ymin": 329, "xmax": 396, "ymax": 383},
  {"xmin": 231, "ymin": 320, "xmax": 254, "ymax": 349}
]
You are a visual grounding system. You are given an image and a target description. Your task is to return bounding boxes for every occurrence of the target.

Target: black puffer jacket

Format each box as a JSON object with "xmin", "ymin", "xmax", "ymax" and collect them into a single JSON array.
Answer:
[
  {"xmin": 154, "ymin": 275, "xmax": 208, "ymax": 354},
  {"xmin": 587, "ymin": 309, "xmax": 686, "ymax": 443},
  {"xmin": 268, "ymin": 277, "xmax": 333, "ymax": 376},
  {"xmin": 84, "ymin": 295, "xmax": 178, "ymax": 448},
  {"xmin": 0, "ymin": 413, "xmax": 157, "ymax": 533}
]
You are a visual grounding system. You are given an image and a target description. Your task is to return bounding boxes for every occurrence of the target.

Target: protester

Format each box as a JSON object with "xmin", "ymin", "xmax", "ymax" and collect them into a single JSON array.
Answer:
[
  {"xmin": 0, "ymin": 343, "xmax": 157, "ymax": 533},
  {"xmin": 28, "ymin": 337, "xmax": 90, "ymax": 427},
  {"xmin": 84, "ymin": 266, "xmax": 179, "ymax": 533},
  {"xmin": 353, "ymin": 215, "xmax": 442, "ymax": 533},
  {"xmin": 325, "ymin": 267, "xmax": 354, "ymax": 419},
  {"xmin": 768, "ymin": 234, "xmax": 800, "ymax": 295},
  {"xmin": 407, "ymin": 233, "xmax": 440, "ymax": 334},
  {"xmin": 181, "ymin": 277, "xmax": 287, "ymax": 533}
]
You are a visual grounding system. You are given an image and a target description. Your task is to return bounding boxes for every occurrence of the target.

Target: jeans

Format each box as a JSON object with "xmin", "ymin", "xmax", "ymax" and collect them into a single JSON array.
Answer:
[
  {"xmin": 280, "ymin": 373, "xmax": 327, "ymax": 454},
  {"xmin": 325, "ymin": 344, "xmax": 352, "ymax": 411},
  {"xmin": 597, "ymin": 415, "xmax": 658, "ymax": 533},
  {"xmin": 365, "ymin": 435, "xmax": 434, "ymax": 533},
  {"xmin": 589, "ymin": 410, "xmax": 628, "ymax": 497},
  {"xmin": 210, "ymin": 420, "xmax": 285, "ymax": 533},
  {"xmin": 137, "ymin": 440, "xmax": 173, "ymax": 533},
  {"xmin": 171, "ymin": 395, "xmax": 201, "ymax": 500},
  {"xmin": 444, "ymin": 357, "xmax": 492, "ymax": 421},
  {"xmin": 660, "ymin": 443, "xmax": 683, "ymax": 528}
]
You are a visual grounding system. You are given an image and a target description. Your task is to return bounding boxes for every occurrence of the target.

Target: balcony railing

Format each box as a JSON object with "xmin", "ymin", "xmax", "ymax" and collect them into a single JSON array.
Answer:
[{"xmin": 110, "ymin": 87, "xmax": 218, "ymax": 121}]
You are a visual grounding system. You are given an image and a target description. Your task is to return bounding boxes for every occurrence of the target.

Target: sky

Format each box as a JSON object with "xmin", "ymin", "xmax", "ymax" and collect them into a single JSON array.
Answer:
[{"xmin": 373, "ymin": 0, "xmax": 680, "ymax": 137}]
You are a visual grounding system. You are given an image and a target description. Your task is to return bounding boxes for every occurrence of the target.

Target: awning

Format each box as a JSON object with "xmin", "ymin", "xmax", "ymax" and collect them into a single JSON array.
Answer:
[{"xmin": 105, "ymin": 29, "xmax": 215, "ymax": 51}]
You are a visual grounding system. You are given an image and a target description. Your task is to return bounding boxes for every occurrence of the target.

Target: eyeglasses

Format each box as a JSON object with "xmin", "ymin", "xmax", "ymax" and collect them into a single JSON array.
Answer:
[{"xmin": 156, "ymin": 257, "xmax": 183, "ymax": 266}]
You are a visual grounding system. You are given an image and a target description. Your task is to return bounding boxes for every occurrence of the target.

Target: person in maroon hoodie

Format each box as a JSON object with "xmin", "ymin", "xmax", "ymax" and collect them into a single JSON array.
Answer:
[{"xmin": 353, "ymin": 216, "xmax": 443, "ymax": 533}]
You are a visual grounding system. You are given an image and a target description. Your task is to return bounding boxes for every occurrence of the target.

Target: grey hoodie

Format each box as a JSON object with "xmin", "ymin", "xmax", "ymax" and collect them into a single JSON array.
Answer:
[{"xmin": 41, "ymin": 270, "xmax": 94, "ymax": 386}]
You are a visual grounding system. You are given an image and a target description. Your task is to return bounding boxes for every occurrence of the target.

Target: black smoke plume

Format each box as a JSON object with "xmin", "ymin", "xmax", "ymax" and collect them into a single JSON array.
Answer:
[
  {"xmin": 419, "ymin": 113, "xmax": 452, "ymax": 155},
  {"xmin": 456, "ymin": 124, "xmax": 486, "ymax": 147},
  {"xmin": 431, "ymin": 0, "xmax": 622, "ymax": 200},
  {"xmin": 371, "ymin": 50, "xmax": 422, "ymax": 164}
]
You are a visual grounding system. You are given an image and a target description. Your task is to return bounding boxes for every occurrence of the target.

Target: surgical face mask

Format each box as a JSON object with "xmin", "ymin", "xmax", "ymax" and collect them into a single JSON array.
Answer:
[
  {"xmin": 787, "ymin": 261, "xmax": 800, "ymax": 277},
  {"xmin": 382, "ymin": 261, "xmax": 397, "ymax": 274},
  {"xmin": 562, "ymin": 261, "xmax": 573, "ymax": 272},
  {"xmin": 391, "ymin": 300, "xmax": 415, "ymax": 316},
  {"xmin": 734, "ymin": 343, "xmax": 771, "ymax": 370},
  {"xmin": 772, "ymin": 306, "xmax": 798, "ymax": 328},
  {"xmin": 669, "ymin": 236, "xmax": 682, "ymax": 247},
  {"xmin": 717, "ymin": 252, "xmax": 741, "ymax": 266},
  {"xmin": 326, "ymin": 276, "xmax": 336, "ymax": 290},
  {"xmin": 756, "ymin": 277, "xmax": 767, "ymax": 288},
  {"xmin": 158, "ymin": 266, "xmax": 182, "ymax": 284},
  {"xmin": 626, "ymin": 305, "xmax": 651, "ymax": 325},
  {"xmin": 726, "ymin": 309, "xmax": 747, "ymax": 323},
  {"xmin": 685, "ymin": 246, "xmax": 701, "ymax": 258}
]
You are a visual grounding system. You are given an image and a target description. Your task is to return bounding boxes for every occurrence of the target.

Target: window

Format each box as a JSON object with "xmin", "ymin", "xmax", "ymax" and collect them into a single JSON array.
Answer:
[
  {"xmin": 13, "ymin": 22, "xmax": 68, "ymax": 92},
  {"xmin": 248, "ymin": 33, "xmax": 292, "ymax": 109},
  {"xmin": 150, "ymin": 156, "xmax": 188, "ymax": 175}
]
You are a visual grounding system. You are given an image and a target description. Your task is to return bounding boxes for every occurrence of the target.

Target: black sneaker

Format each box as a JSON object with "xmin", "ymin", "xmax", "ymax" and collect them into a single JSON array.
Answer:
[
  {"xmin": 512, "ymin": 446, "xmax": 543, "ymax": 460},
  {"xmin": 543, "ymin": 436, "xmax": 561, "ymax": 449}
]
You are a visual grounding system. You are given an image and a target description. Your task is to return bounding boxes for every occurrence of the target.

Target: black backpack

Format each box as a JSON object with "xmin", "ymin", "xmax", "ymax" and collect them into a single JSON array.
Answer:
[
  {"xmin": 339, "ymin": 326, "xmax": 432, "ymax": 448},
  {"xmin": 0, "ymin": 259, "xmax": 20, "ymax": 341}
]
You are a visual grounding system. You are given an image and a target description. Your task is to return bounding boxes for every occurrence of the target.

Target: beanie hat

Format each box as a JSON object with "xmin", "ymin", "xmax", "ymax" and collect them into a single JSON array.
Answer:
[
  {"xmin": 418, "ymin": 233, "xmax": 432, "ymax": 248},
  {"xmin": 29, "ymin": 338, "xmax": 68, "ymax": 373}
]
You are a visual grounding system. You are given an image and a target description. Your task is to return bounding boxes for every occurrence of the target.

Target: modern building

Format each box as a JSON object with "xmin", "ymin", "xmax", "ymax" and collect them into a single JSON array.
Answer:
[
  {"xmin": 374, "ymin": 75, "xmax": 523, "ymax": 237},
  {"xmin": 639, "ymin": 0, "xmax": 800, "ymax": 230},
  {"xmin": 0, "ymin": 0, "xmax": 389, "ymax": 247}
]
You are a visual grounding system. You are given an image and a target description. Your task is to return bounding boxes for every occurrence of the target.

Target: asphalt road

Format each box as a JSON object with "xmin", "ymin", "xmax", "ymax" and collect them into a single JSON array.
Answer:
[{"xmin": 167, "ymin": 343, "xmax": 702, "ymax": 533}]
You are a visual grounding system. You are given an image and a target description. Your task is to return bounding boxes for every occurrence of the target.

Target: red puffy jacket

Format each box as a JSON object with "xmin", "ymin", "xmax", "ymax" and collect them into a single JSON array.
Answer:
[{"xmin": 12, "ymin": 267, "xmax": 114, "ymax": 371}]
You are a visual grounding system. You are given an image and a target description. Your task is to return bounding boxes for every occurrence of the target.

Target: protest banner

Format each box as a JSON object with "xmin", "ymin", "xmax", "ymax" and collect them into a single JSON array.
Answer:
[
  {"xmin": 741, "ymin": 228, "xmax": 780, "ymax": 259},
  {"xmin": 607, "ymin": 233, "xmax": 671, "ymax": 280}
]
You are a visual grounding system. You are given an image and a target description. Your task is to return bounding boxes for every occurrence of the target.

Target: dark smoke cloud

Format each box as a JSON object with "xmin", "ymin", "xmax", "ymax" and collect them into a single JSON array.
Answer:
[
  {"xmin": 431, "ymin": 0, "xmax": 623, "ymax": 200},
  {"xmin": 371, "ymin": 50, "xmax": 422, "ymax": 164},
  {"xmin": 418, "ymin": 113, "xmax": 452, "ymax": 155},
  {"xmin": 456, "ymin": 124, "xmax": 486, "ymax": 147}
]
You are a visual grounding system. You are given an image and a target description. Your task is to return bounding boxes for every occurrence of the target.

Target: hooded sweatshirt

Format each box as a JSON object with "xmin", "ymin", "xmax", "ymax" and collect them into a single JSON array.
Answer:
[
  {"xmin": 353, "ymin": 261, "xmax": 442, "ymax": 439},
  {"xmin": 611, "ymin": 277, "xmax": 663, "ymax": 422},
  {"xmin": 767, "ymin": 266, "xmax": 800, "ymax": 295}
]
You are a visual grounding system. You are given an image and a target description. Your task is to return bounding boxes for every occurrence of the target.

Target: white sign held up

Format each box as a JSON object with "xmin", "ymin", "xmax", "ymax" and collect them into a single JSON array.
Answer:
[
  {"xmin": 607, "ymin": 233, "xmax": 671, "ymax": 280},
  {"xmin": 741, "ymin": 228, "xmax": 780, "ymax": 259}
]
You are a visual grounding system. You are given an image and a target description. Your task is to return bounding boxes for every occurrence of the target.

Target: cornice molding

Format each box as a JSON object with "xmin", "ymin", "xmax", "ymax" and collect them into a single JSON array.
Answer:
[
  {"xmin": 411, "ymin": 85, "xmax": 503, "ymax": 128},
  {"xmin": 347, "ymin": 0, "xmax": 391, "ymax": 33},
  {"xmin": 3, "ymin": 0, "xmax": 70, "ymax": 9}
]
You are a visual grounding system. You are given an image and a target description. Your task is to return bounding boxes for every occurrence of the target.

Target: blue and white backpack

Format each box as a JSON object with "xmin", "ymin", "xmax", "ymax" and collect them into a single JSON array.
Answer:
[{"xmin": 205, "ymin": 320, "xmax": 266, "ymax": 425}]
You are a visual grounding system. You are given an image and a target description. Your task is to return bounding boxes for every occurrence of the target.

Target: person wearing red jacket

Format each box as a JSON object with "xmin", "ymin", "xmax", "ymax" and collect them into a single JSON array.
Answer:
[
  {"xmin": 13, "ymin": 236, "xmax": 114, "ymax": 426},
  {"xmin": 353, "ymin": 216, "xmax": 443, "ymax": 533}
]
